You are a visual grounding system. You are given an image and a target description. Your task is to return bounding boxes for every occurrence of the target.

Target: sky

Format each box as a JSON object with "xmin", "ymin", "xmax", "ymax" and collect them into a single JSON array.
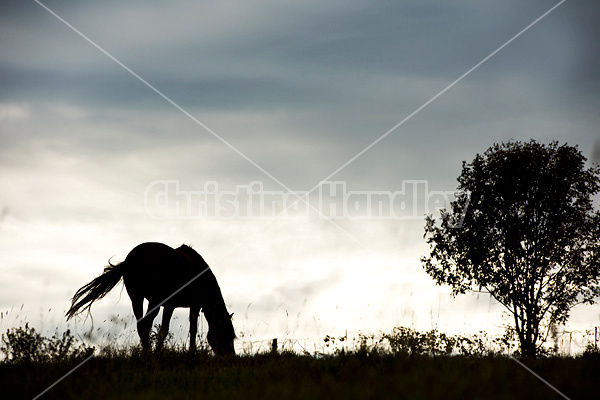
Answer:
[{"xmin": 1, "ymin": 0, "xmax": 599, "ymax": 353}]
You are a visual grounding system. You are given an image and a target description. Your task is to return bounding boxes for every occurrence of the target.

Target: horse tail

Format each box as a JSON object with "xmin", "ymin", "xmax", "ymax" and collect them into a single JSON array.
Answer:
[{"xmin": 66, "ymin": 261, "xmax": 124, "ymax": 320}]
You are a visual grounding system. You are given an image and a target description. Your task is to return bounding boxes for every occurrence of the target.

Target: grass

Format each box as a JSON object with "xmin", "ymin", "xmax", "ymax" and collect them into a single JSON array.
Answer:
[
  {"xmin": 2, "ymin": 348, "xmax": 598, "ymax": 400},
  {"xmin": 2, "ymin": 323, "xmax": 598, "ymax": 399}
]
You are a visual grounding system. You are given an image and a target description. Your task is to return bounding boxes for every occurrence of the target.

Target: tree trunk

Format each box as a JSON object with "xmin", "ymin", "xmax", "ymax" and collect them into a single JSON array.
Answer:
[
  {"xmin": 520, "ymin": 337, "xmax": 536, "ymax": 358},
  {"xmin": 514, "ymin": 310, "xmax": 537, "ymax": 357},
  {"xmin": 521, "ymin": 322, "xmax": 537, "ymax": 358}
]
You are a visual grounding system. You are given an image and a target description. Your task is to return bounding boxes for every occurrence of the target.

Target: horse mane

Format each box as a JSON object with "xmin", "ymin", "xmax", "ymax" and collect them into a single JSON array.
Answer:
[
  {"xmin": 176, "ymin": 244, "xmax": 225, "ymax": 309},
  {"xmin": 176, "ymin": 244, "xmax": 209, "ymax": 268},
  {"xmin": 176, "ymin": 244, "xmax": 236, "ymax": 342}
]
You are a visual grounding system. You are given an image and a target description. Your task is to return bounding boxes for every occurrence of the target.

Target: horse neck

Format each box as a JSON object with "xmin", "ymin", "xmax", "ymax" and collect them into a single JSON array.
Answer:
[
  {"xmin": 203, "ymin": 299, "xmax": 229, "ymax": 325},
  {"xmin": 199, "ymin": 270, "xmax": 229, "ymax": 322}
]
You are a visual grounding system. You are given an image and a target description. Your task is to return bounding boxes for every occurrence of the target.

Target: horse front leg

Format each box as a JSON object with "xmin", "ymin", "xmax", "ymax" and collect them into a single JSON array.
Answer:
[
  {"xmin": 189, "ymin": 306, "xmax": 200, "ymax": 352},
  {"xmin": 157, "ymin": 306, "xmax": 174, "ymax": 351}
]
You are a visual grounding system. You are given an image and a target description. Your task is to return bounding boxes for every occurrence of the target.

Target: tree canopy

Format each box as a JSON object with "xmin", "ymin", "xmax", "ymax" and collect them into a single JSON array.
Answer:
[{"xmin": 421, "ymin": 140, "xmax": 600, "ymax": 357}]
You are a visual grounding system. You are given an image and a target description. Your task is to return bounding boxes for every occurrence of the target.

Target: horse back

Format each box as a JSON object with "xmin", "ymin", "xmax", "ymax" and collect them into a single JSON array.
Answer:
[{"xmin": 122, "ymin": 242, "xmax": 206, "ymax": 306}]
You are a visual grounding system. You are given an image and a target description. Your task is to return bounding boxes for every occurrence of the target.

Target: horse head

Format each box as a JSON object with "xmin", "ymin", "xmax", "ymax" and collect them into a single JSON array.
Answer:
[
  {"xmin": 177, "ymin": 245, "xmax": 236, "ymax": 355},
  {"xmin": 206, "ymin": 312, "xmax": 236, "ymax": 355}
]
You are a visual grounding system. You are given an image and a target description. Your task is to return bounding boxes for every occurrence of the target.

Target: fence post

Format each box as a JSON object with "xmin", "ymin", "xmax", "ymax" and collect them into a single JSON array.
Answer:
[{"xmin": 272, "ymin": 338, "xmax": 278, "ymax": 354}]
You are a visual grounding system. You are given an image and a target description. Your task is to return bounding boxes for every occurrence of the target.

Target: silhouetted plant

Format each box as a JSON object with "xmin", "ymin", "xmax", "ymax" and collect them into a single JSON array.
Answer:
[
  {"xmin": 356, "ymin": 333, "xmax": 379, "ymax": 354},
  {"xmin": 383, "ymin": 327, "xmax": 514, "ymax": 356},
  {"xmin": 453, "ymin": 331, "xmax": 492, "ymax": 356},
  {"xmin": 324, "ymin": 334, "xmax": 356, "ymax": 355},
  {"xmin": 383, "ymin": 327, "xmax": 427, "ymax": 356},
  {"xmin": 493, "ymin": 325, "xmax": 518, "ymax": 355},
  {"xmin": 1, "ymin": 323, "xmax": 94, "ymax": 363},
  {"xmin": 1, "ymin": 323, "xmax": 44, "ymax": 363},
  {"xmin": 582, "ymin": 343, "xmax": 600, "ymax": 358},
  {"xmin": 148, "ymin": 323, "xmax": 176, "ymax": 352}
]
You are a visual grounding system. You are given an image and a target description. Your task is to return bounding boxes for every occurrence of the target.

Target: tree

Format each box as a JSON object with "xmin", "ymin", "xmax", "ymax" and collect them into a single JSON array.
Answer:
[{"xmin": 421, "ymin": 140, "xmax": 600, "ymax": 357}]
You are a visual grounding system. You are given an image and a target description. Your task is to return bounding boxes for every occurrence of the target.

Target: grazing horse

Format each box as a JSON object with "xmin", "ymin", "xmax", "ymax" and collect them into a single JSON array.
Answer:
[{"xmin": 66, "ymin": 242, "xmax": 235, "ymax": 355}]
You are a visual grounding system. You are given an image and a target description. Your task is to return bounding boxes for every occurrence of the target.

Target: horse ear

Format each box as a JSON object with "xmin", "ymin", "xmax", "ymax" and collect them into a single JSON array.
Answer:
[{"xmin": 229, "ymin": 313, "xmax": 234, "ymax": 319}]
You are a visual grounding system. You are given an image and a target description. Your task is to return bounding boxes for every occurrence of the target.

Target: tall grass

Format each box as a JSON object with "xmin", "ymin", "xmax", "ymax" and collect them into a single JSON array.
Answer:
[
  {"xmin": 2, "ymin": 346, "xmax": 599, "ymax": 399},
  {"xmin": 1, "ymin": 323, "xmax": 599, "ymax": 399}
]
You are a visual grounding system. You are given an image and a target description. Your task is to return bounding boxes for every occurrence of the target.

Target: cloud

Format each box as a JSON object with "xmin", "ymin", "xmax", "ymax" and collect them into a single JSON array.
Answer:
[{"xmin": 0, "ymin": 103, "xmax": 30, "ymax": 121}]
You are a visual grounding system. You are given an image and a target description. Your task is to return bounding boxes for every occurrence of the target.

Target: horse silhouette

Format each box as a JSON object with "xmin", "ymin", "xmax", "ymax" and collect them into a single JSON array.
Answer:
[{"xmin": 66, "ymin": 242, "xmax": 235, "ymax": 355}]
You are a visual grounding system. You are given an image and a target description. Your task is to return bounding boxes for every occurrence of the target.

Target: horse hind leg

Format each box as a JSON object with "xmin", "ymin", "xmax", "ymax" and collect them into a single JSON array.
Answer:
[
  {"xmin": 136, "ymin": 300, "xmax": 160, "ymax": 350},
  {"xmin": 157, "ymin": 306, "xmax": 174, "ymax": 351},
  {"xmin": 131, "ymin": 296, "xmax": 148, "ymax": 350}
]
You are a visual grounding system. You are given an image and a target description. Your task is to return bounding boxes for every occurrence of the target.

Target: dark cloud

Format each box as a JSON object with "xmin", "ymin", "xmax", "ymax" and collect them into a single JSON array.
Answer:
[
  {"xmin": 2, "ymin": 0, "xmax": 587, "ymax": 113},
  {"xmin": 564, "ymin": 0, "xmax": 600, "ymax": 88},
  {"xmin": 1, "ymin": 0, "xmax": 596, "ymax": 192}
]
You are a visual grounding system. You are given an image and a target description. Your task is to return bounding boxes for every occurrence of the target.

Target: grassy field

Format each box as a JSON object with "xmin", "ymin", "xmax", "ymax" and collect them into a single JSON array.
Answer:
[{"xmin": 2, "ymin": 348, "xmax": 598, "ymax": 400}]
